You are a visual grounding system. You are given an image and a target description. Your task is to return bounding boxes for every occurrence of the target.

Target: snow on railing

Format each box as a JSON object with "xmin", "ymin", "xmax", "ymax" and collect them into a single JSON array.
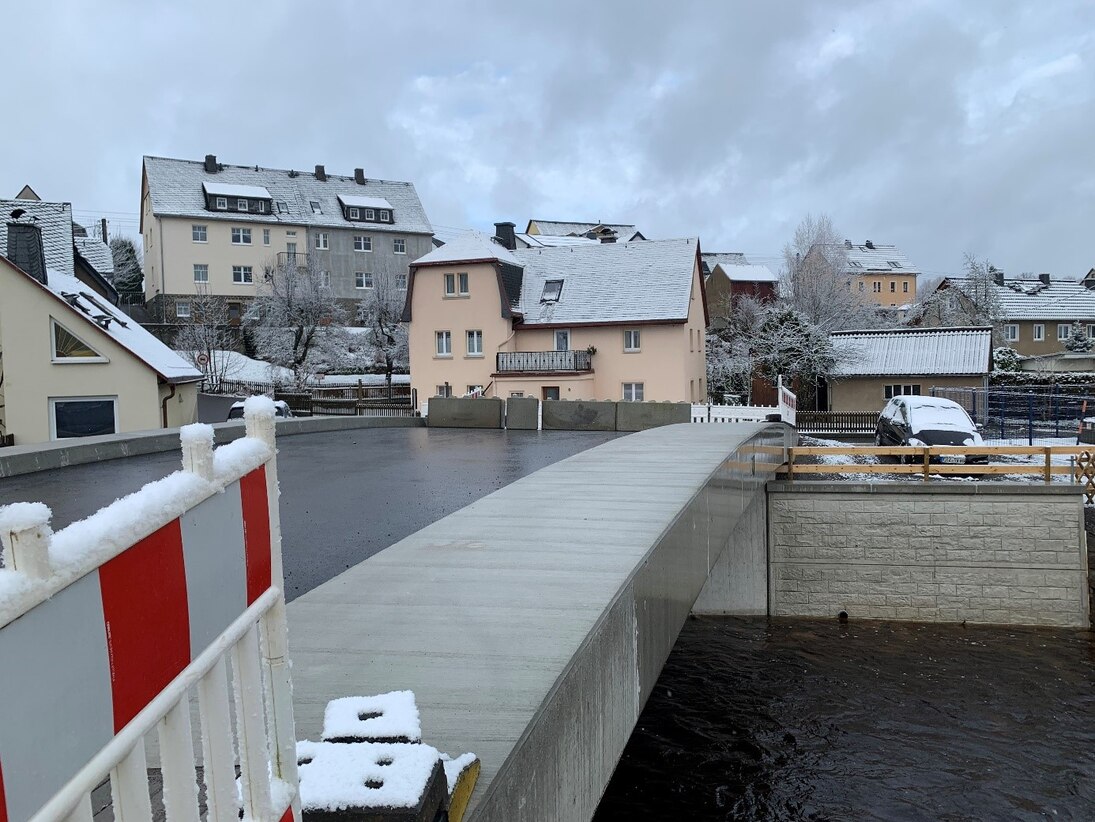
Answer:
[
  {"xmin": 692, "ymin": 376, "xmax": 797, "ymax": 426},
  {"xmin": 0, "ymin": 397, "xmax": 299, "ymax": 822}
]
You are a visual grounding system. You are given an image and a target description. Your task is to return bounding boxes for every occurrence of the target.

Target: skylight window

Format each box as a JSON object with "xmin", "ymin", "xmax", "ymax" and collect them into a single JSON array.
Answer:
[
  {"xmin": 849, "ymin": 260, "xmax": 863, "ymax": 268},
  {"xmin": 541, "ymin": 279, "xmax": 564, "ymax": 302},
  {"xmin": 276, "ymin": 201, "xmax": 288, "ymax": 213},
  {"xmin": 888, "ymin": 261, "xmax": 902, "ymax": 268},
  {"xmin": 310, "ymin": 200, "xmax": 322, "ymax": 214}
]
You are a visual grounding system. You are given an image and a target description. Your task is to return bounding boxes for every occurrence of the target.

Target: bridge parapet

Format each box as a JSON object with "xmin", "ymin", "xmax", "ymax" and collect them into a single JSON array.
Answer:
[{"xmin": 0, "ymin": 398, "xmax": 299, "ymax": 822}]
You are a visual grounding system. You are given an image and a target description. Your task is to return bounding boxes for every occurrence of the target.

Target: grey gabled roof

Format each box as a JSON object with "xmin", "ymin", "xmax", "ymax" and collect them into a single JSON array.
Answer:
[
  {"xmin": 143, "ymin": 156, "xmax": 433, "ymax": 235},
  {"xmin": 701, "ymin": 251, "xmax": 749, "ymax": 274},
  {"xmin": 510, "ymin": 238, "xmax": 698, "ymax": 325},
  {"xmin": 73, "ymin": 235, "xmax": 114, "ymax": 277},
  {"xmin": 831, "ymin": 326, "xmax": 991, "ymax": 377},
  {"xmin": 946, "ymin": 275, "xmax": 1095, "ymax": 321},
  {"xmin": 844, "ymin": 241, "xmax": 920, "ymax": 275},
  {"xmin": 527, "ymin": 219, "xmax": 641, "ymax": 240},
  {"xmin": 0, "ymin": 199, "xmax": 75, "ymax": 274},
  {"xmin": 410, "ymin": 230, "xmax": 520, "ymax": 267}
]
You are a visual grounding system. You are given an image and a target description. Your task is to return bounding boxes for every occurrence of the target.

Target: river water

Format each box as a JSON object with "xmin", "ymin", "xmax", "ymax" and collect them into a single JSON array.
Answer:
[{"xmin": 595, "ymin": 617, "xmax": 1095, "ymax": 821}]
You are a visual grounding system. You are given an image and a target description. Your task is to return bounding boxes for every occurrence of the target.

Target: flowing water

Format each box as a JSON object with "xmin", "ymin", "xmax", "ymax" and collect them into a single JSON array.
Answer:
[{"xmin": 595, "ymin": 617, "xmax": 1095, "ymax": 821}]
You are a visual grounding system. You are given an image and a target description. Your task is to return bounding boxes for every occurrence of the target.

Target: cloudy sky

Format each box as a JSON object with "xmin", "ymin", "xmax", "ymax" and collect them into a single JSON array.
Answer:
[{"xmin": 4, "ymin": 0, "xmax": 1092, "ymax": 280}]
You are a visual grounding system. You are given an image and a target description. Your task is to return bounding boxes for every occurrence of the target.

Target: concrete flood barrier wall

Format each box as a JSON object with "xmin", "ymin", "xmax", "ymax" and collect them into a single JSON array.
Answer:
[
  {"xmin": 767, "ymin": 482, "xmax": 1090, "ymax": 628},
  {"xmin": 427, "ymin": 397, "xmax": 506, "ymax": 428},
  {"xmin": 541, "ymin": 399, "xmax": 617, "ymax": 431},
  {"xmin": 286, "ymin": 422, "xmax": 789, "ymax": 822}
]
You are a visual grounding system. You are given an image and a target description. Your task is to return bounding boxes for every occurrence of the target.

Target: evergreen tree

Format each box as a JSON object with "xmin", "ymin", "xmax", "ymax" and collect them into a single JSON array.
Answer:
[{"xmin": 110, "ymin": 237, "xmax": 143, "ymax": 294}]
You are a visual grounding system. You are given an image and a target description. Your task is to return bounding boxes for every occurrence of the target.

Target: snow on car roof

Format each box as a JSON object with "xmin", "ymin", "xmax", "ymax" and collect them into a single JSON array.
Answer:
[{"xmin": 896, "ymin": 396, "xmax": 964, "ymax": 410}]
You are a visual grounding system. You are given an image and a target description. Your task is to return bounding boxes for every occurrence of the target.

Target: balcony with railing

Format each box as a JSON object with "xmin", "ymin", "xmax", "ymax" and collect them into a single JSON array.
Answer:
[
  {"xmin": 276, "ymin": 251, "xmax": 310, "ymax": 270},
  {"xmin": 496, "ymin": 350, "xmax": 592, "ymax": 373}
]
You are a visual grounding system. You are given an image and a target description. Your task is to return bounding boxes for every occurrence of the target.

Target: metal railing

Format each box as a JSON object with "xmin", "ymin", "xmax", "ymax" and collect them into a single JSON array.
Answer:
[
  {"xmin": 797, "ymin": 411, "xmax": 878, "ymax": 434},
  {"xmin": 496, "ymin": 350, "xmax": 592, "ymax": 373},
  {"xmin": 0, "ymin": 405, "xmax": 300, "ymax": 822},
  {"xmin": 276, "ymin": 251, "xmax": 310, "ymax": 270}
]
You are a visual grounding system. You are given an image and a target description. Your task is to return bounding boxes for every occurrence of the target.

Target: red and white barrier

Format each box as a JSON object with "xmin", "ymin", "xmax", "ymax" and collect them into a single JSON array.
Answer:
[{"xmin": 0, "ymin": 398, "xmax": 298, "ymax": 822}]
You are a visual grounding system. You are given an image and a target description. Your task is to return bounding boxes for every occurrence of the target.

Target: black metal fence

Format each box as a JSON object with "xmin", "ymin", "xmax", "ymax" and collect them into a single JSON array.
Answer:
[
  {"xmin": 496, "ymin": 350, "xmax": 592, "ymax": 372},
  {"xmin": 931, "ymin": 386, "xmax": 1093, "ymax": 444}
]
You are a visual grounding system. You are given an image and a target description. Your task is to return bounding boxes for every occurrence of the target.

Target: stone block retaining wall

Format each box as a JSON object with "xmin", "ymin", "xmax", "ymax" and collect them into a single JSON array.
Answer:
[{"xmin": 767, "ymin": 482, "xmax": 1089, "ymax": 628}]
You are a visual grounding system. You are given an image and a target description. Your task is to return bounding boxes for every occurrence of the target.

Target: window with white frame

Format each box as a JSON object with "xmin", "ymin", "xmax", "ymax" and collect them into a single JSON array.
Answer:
[
  {"xmin": 394, "ymin": 238, "xmax": 406, "ymax": 254},
  {"xmin": 232, "ymin": 265, "xmax": 253, "ymax": 284},
  {"xmin": 50, "ymin": 396, "xmax": 118, "ymax": 439},
  {"xmin": 1088, "ymin": 325, "xmax": 1095, "ymax": 340},
  {"xmin": 466, "ymin": 329, "xmax": 483, "ymax": 356},
  {"xmin": 903, "ymin": 281, "xmax": 909, "ymax": 293},
  {"xmin": 310, "ymin": 201, "xmax": 322, "ymax": 215},
  {"xmin": 192, "ymin": 224, "xmax": 207, "ymax": 242},
  {"xmin": 435, "ymin": 384, "xmax": 452, "ymax": 397},
  {"xmin": 436, "ymin": 330, "xmax": 452, "ymax": 356},
  {"xmin": 231, "ymin": 227, "xmax": 251, "ymax": 245},
  {"xmin": 884, "ymin": 384, "xmax": 922, "ymax": 399},
  {"xmin": 396, "ymin": 273, "xmax": 407, "ymax": 289},
  {"xmin": 444, "ymin": 273, "xmax": 456, "ymax": 296},
  {"xmin": 355, "ymin": 272, "xmax": 373, "ymax": 289},
  {"xmin": 554, "ymin": 329, "xmax": 570, "ymax": 351},
  {"xmin": 257, "ymin": 201, "xmax": 267, "ymax": 213},
  {"xmin": 237, "ymin": 199, "xmax": 248, "ymax": 211},
  {"xmin": 349, "ymin": 207, "xmax": 360, "ymax": 220},
  {"xmin": 193, "ymin": 264, "xmax": 209, "ymax": 283},
  {"xmin": 873, "ymin": 281, "xmax": 882, "ymax": 293},
  {"xmin": 365, "ymin": 208, "xmax": 375, "ymax": 221},
  {"xmin": 314, "ymin": 232, "xmax": 329, "ymax": 250},
  {"xmin": 624, "ymin": 329, "xmax": 640, "ymax": 352},
  {"xmin": 1033, "ymin": 323, "xmax": 1045, "ymax": 342},
  {"xmin": 263, "ymin": 228, "xmax": 270, "ymax": 246},
  {"xmin": 622, "ymin": 382, "xmax": 644, "ymax": 402},
  {"xmin": 215, "ymin": 197, "xmax": 228, "ymax": 210},
  {"xmin": 380, "ymin": 210, "xmax": 391, "ymax": 222},
  {"xmin": 541, "ymin": 279, "xmax": 563, "ymax": 302},
  {"xmin": 354, "ymin": 235, "xmax": 372, "ymax": 252},
  {"xmin": 458, "ymin": 272, "xmax": 469, "ymax": 295},
  {"xmin": 51, "ymin": 319, "xmax": 106, "ymax": 362},
  {"xmin": 176, "ymin": 301, "xmax": 191, "ymax": 319},
  {"xmin": 276, "ymin": 201, "xmax": 288, "ymax": 213},
  {"xmin": 1058, "ymin": 323, "xmax": 1072, "ymax": 341},
  {"xmin": 890, "ymin": 281, "xmax": 896, "ymax": 292},
  {"xmin": 319, "ymin": 271, "xmax": 330, "ymax": 288},
  {"xmin": 1004, "ymin": 324, "xmax": 1018, "ymax": 342}
]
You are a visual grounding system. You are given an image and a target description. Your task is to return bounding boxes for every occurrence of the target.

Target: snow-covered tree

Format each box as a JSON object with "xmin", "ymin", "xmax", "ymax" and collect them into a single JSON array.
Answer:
[
  {"xmin": 110, "ymin": 237, "xmax": 143, "ymax": 294},
  {"xmin": 250, "ymin": 254, "xmax": 347, "ymax": 388},
  {"xmin": 917, "ymin": 254, "xmax": 1006, "ymax": 332},
  {"xmin": 993, "ymin": 347, "xmax": 1022, "ymax": 372},
  {"xmin": 1064, "ymin": 321, "xmax": 1093, "ymax": 352},
  {"xmin": 356, "ymin": 271, "xmax": 408, "ymax": 388},
  {"xmin": 173, "ymin": 287, "xmax": 240, "ymax": 386},
  {"xmin": 781, "ymin": 214, "xmax": 881, "ymax": 331},
  {"xmin": 706, "ymin": 294, "xmax": 766, "ymax": 403},
  {"xmin": 753, "ymin": 306, "xmax": 837, "ymax": 394}
]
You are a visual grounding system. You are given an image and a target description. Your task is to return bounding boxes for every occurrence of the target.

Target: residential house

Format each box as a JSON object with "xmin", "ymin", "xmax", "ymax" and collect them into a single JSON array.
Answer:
[
  {"xmin": 824, "ymin": 326, "xmax": 992, "ymax": 412},
  {"xmin": 923, "ymin": 270, "xmax": 1095, "ymax": 357},
  {"xmin": 403, "ymin": 232, "xmax": 708, "ymax": 403},
  {"xmin": 140, "ymin": 155, "xmax": 433, "ymax": 322},
  {"xmin": 823, "ymin": 239, "xmax": 919, "ymax": 307},
  {"xmin": 703, "ymin": 255, "xmax": 778, "ymax": 317},
  {"xmin": 515, "ymin": 219, "xmax": 646, "ymax": 248},
  {"xmin": 0, "ymin": 217, "xmax": 202, "ymax": 445}
]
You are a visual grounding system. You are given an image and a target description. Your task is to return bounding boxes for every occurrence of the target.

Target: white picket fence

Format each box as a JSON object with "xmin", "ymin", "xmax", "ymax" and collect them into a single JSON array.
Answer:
[
  {"xmin": 0, "ymin": 401, "xmax": 298, "ymax": 822},
  {"xmin": 692, "ymin": 377, "xmax": 797, "ymax": 427}
]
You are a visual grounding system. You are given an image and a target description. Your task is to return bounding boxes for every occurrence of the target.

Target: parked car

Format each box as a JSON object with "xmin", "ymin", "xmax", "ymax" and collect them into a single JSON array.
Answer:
[
  {"xmin": 227, "ymin": 399, "xmax": 293, "ymax": 421},
  {"xmin": 875, "ymin": 396, "xmax": 987, "ymax": 464}
]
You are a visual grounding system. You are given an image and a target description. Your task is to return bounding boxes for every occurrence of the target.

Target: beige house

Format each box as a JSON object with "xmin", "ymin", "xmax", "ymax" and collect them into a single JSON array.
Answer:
[
  {"xmin": 141, "ymin": 155, "xmax": 432, "ymax": 322},
  {"xmin": 403, "ymin": 233, "xmax": 708, "ymax": 403},
  {"xmin": 826, "ymin": 327, "xmax": 991, "ymax": 412},
  {"xmin": 1, "ymin": 220, "xmax": 201, "ymax": 445}
]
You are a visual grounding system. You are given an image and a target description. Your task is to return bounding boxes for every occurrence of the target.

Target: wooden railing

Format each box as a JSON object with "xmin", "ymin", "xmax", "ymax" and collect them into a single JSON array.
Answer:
[
  {"xmin": 0, "ymin": 401, "xmax": 300, "ymax": 822},
  {"xmin": 784, "ymin": 445, "xmax": 1095, "ymax": 494}
]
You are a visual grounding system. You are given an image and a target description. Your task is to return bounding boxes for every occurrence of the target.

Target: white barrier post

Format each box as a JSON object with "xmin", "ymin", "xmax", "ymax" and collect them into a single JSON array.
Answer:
[
  {"xmin": 245, "ymin": 399, "xmax": 301, "ymax": 820},
  {"xmin": 0, "ymin": 503, "xmax": 53, "ymax": 579}
]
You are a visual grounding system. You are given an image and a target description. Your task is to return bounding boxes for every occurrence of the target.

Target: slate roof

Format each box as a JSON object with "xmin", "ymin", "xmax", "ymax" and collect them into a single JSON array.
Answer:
[
  {"xmin": 526, "ymin": 220, "xmax": 642, "ymax": 240},
  {"xmin": 143, "ymin": 156, "xmax": 433, "ymax": 235},
  {"xmin": 830, "ymin": 327, "xmax": 992, "ymax": 377},
  {"xmin": 514, "ymin": 233, "xmax": 599, "ymax": 248},
  {"xmin": 510, "ymin": 238, "xmax": 698, "ymax": 326},
  {"xmin": 945, "ymin": 276, "xmax": 1095, "ymax": 321},
  {"xmin": 0, "ymin": 199, "xmax": 75, "ymax": 274},
  {"xmin": 843, "ymin": 241, "xmax": 920, "ymax": 275},
  {"xmin": 701, "ymin": 251, "xmax": 749, "ymax": 275},
  {"xmin": 73, "ymin": 235, "xmax": 114, "ymax": 278},
  {"xmin": 712, "ymin": 262, "xmax": 777, "ymax": 283},
  {"xmin": 410, "ymin": 230, "xmax": 520, "ymax": 267}
]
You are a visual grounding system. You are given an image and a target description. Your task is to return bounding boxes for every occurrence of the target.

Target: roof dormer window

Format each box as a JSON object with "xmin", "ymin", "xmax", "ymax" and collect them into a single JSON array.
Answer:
[
  {"xmin": 349, "ymin": 207, "xmax": 360, "ymax": 220},
  {"xmin": 541, "ymin": 279, "xmax": 564, "ymax": 302},
  {"xmin": 238, "ymin": 199, "xmax": 248, "ymax": 211},
  {"xmin": 365, "ymin": 208, "xmax": 375, "ymax": 221},
  {"xmin": 216, "ymin": 196, "xmax": 228, "ymax": 210},
  {"xmin": 379, "ymin": 210, "xmax": 391, "ymax": 223}
]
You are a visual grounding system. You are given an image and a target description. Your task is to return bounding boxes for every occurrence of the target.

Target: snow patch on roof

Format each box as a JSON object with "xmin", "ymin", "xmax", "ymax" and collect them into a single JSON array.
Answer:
[
  {"xmin": 845, "ymin": 242, "xmax": 920, "ymax": 275},
  {"xmin": 338, "ymin": 195, "xmax": 393, "ymax": 210},
  {"xmin": 411, "ymin": 230, "xmax": 519, "ymax": 267},
  {"xmin": 202, "ymin": 182, "xmax": 272, "ymax": 199},
  {"xmin": 713, "ymin": 262, "xmax": 777, "ymax": 282},
  {"xmin": 73, "ymin": 235, "xmax": 114, "ymax": 277}
]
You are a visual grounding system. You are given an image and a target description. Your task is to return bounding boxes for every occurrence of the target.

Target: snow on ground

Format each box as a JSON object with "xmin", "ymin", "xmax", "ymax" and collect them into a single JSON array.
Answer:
[{"xmin": 186, "ymin": 350, "xmax": 410, "ymax": 388}]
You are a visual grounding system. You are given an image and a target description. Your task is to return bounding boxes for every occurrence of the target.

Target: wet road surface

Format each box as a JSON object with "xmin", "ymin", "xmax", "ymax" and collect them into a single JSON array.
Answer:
[
  {"xmin": 0, "ymin": 427, "xmax": 624, "ymax": 601},
  {"xmin": 596, "ymin": 616, "xmax": 1095, "ymax": 821}
]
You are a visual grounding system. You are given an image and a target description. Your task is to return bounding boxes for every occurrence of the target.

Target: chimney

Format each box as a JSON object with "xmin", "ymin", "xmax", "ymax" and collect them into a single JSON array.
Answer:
[
  {"xmin": 315, "ymin": 165, "xmax": 327, "ymax": 182},
  {"xmin": 494, "ymin": 221, "xmax": 517, "ymax": 250},
  {"xmin": 991, "ymin": 267, "xmax": 1004, "ymax": 286},
  {"xmin": 6, "ymin": 222, "xmax": 48, "ymax": 285},
  {"xmin": 1038, "ymin": 272, "xmax": 1050, "ymax": 285},
  {"xmin": 204, "ymin": 154, "xmax": 218, "ymax": 173},
  {"xmin": 865, "ymin": 239, "xmax": 874, "ymax": 249},
  {"xmin": 100, "ymin": 217, "xmax": 108, "ymax": 243},
  {"xmin": 600, "ymin": 235, "xmax": 617, "ymax": 244},
  {"xmin": 354, "ymin": 168, "xmax": 366, "ymax": 185},
  {"xmin": 844, "ymin": 239, "xmax": 852, "ymax": 249}
]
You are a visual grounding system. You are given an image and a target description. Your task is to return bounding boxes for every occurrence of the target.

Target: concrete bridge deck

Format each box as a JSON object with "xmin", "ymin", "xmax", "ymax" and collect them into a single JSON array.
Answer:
[{"xmin": 287, "ymin": 422, "xmax": 786, "ymax": 821}]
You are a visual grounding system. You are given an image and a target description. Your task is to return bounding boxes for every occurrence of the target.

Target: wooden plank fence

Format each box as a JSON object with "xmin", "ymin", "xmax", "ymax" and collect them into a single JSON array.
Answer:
[{"xmin": 796, "ymin": 411, "xmax": 877, "ymax": 434}]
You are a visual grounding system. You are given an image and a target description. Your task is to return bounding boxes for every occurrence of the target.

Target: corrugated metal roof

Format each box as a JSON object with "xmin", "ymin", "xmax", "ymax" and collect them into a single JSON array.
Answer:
[
  {"xmin": 830, "ymin": 327, "xmax": 992, "ymax": 377},
  {"xmin": 144, "ymin": 156, "xmax": 432, "ymax": 235},
  {"xmin": 844, "ymin": 242, "xmax": 920, "ymax": 275},
  {"xmin": 511, "ymin": 238, "xmax": 697, "ymax": 325},
  {"xmin": 0, "ymin": 199, "xmax": 75, "ymax": 274}
]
